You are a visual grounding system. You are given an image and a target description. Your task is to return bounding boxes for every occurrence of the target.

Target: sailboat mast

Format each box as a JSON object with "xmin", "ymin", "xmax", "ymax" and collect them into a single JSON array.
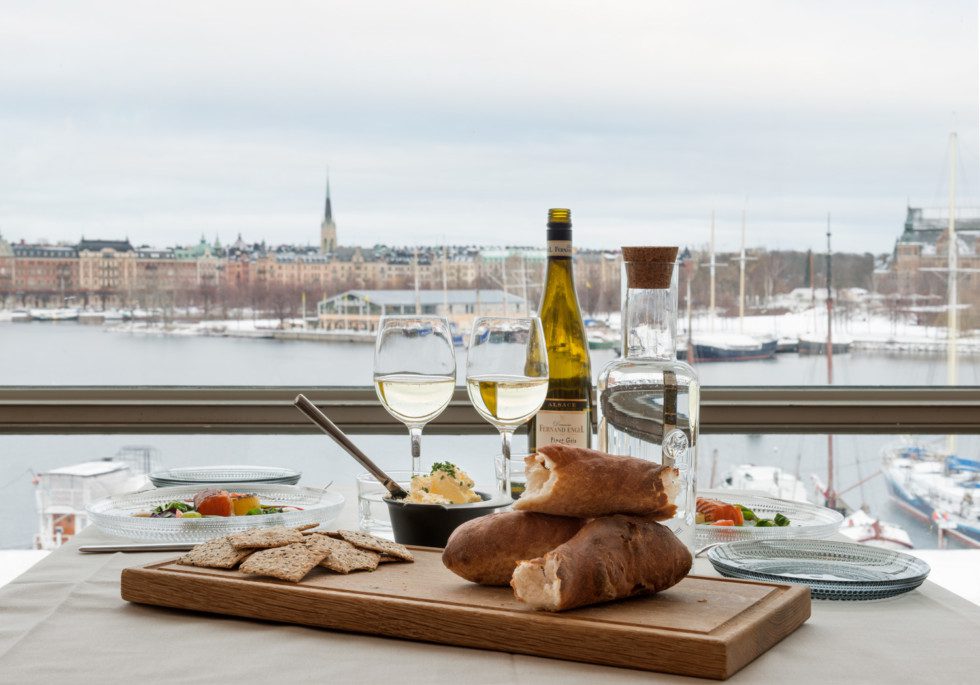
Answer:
[
  {"xmin": 825, "ymin": 214, "xmax": 835, "ymax": 510},
  {"xmin": 826, "ymin": 214, "xmax": 834, "ymax": 383},
  {"xmin": 946, "ymin": 132, "xmax": 958, "ymax": 453},
  {"xmin": 739, "ymin": 209, "xmax": 746, "ymax": 332},
  {"xmin": 413, "ymin": 247, "xmax": 421, "ymax": 315},
  {"xmin": 709, "ymin": 211, "xmax": 716, "ymax": 331},
  {"xmin": 685, "ymin": 251, "xmax": 695, "ymax": 365},
  {"xmin": 946, "ymin": 132, "xmax": 958, "ymax": 386},
  {"xmin": 442, "ymin": 243, "xmax": 449, "ymax": 317}
]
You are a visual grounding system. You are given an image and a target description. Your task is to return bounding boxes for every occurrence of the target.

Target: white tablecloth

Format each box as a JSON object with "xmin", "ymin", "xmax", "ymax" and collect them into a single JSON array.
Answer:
[{"xmin": 1, "ymin": 486, "xmax": 977, "ymax": 684}]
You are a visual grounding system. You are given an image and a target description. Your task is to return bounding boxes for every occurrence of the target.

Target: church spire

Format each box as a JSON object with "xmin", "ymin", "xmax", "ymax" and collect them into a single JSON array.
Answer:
[{"xmin": 320, "ymin": 167, "xmax": 337, "ymax": 254}]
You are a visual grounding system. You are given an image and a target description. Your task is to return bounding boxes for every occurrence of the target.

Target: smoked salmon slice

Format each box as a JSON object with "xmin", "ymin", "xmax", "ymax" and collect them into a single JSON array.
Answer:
[{"xmin": 695, "ymin": 497, "xmax": 744, "ymax": 526}]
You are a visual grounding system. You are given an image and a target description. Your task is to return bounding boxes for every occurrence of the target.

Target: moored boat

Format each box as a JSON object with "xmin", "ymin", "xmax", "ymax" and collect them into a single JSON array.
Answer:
[
  {"xmin": 798, "ymin": 332, "xmax": 852, "ymax": 354},
  {"xmin": 882, "ymin": 443, "xmax": 980, "ymax": 548},
  {"xmin": 29, "ymin": 307, "xmax": 80, "ymax": 321},
  {"xmin": 839, "ymin": 509, "xmax": 914, "ymax": 550},
  {"xmin": 33, "ymin": 446, "xmax": 159, "ymax": 549},
  {"xmin": 717, "ymin": 464, "xmax": 811, "ymax": 502},
  {"xmin": 680, "ymin": 333, "xmax": 778, "ymax": 362}
]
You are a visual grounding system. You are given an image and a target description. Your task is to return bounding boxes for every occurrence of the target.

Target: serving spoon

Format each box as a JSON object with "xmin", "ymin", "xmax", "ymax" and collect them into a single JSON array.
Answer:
[{"xmin": 294, "ymin": 394, "xmax": 409, "ymax": 500}]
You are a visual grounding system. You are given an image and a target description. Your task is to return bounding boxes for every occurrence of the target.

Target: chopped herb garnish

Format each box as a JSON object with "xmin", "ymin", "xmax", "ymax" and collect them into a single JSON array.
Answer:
[{"xmin": 430, "ymin": 461, "xmax": 457, "ymax": 477}]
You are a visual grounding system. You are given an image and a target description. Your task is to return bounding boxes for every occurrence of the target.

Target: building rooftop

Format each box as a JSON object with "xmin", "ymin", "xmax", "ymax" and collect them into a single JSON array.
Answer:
[
  {"xmin": 330, "ymin": 289, "xmax": 524, "ymax": 306},
  {"xmin": 77, "ymin": 239, "xmax": 135, "ymax": 253},
  {"xmin": 13, "ymin": 245, "xmax": 79, "ymax": 258}
]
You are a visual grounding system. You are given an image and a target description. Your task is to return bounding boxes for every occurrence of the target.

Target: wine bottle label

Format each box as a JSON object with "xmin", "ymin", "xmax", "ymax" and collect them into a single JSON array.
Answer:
[
  {"xmin": 547, "ymin": 240, "xmax": 573, "ymax": 257},
  {"xmin": 534, "ymin": 399, "xmax": 589, "ymax": 448}
]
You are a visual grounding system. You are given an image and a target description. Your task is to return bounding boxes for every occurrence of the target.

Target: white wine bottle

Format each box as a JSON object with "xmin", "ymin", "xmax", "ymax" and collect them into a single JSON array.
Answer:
[{"xmin": 528, "ymin": 208, "xmax": 593, "ymax": 449}]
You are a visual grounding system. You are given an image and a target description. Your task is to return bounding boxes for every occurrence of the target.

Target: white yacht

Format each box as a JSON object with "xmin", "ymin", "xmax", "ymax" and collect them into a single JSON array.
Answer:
[{"xmin": 717, "ymin": 464, "xmax": 811, "ymax": 502}]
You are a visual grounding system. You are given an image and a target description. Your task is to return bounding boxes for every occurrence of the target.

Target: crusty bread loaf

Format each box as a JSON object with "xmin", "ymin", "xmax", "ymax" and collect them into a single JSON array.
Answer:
[
  {"xmin": 511, "ymin": 515, "xmax": 692, "ymax": 611},
  {"xmin": 513, "ymin": 445, "xmax": 679, "ymax": 518},
  {"xmin": 442, "ymin": 511, "xmax": 585, "ymax": 586}
]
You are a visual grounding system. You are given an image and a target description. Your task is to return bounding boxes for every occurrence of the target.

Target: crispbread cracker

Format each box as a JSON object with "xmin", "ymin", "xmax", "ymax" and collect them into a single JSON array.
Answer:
[
  {"xmin": 378, "ymin": 554, "xmax": 409, "ymax": 563},
  {"xmin": 227, "ymin": 526, "xmax": 304, "ymax": 550},
  {"xmin": 294, "ymin": 523, "xmax": 319, "ymax": 532},
  {"xmin": 238, "ymin": 542, "xmax": 328, "ymax": 582},
  {"xmin": 308, "ymin": 535, "xmax": 380, "ymax": 573},
  {"xmin": 328, "ymin": 530, "xmax": 414, "ymax": 562},
  {"xmin": 177, "ymin": 536, "xmax": 252, "ymax": 569}
]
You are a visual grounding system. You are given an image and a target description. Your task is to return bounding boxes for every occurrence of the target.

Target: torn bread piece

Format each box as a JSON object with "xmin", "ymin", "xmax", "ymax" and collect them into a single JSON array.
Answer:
[
  {"xmin": 511, "ymin": 515, "xmax": 692, "ymax": 612},
  {"xmin": 227, "ymin": 526, "xmax": 305, "ymax": 550},
  {"xmin": 239, "ymin": 541, "xmax": 329, "ymax": 582},
  {"xmin": 327, "ymin": 530, "xmax": 414, "ymax": 562},
  {"xmin": 513, "ymin": 444, "xmax": 679, "ymax": 518},
  {"xmin": 308, "ymin": 535, "xmax": 381, "ymax": 573},
  {"xmin": 177, "ymin": 536, "xmax": 252, "ymax": 570},
  {"xmin": 442, "ymin": 511, "xmax": 585, "ymax": 586}
]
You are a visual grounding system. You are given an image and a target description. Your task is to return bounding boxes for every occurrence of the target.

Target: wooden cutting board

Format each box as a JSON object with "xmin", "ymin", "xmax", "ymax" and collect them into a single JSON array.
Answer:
[{"xmin": 121, "ymin": 547, "xmax": 810, "ymax": 680}]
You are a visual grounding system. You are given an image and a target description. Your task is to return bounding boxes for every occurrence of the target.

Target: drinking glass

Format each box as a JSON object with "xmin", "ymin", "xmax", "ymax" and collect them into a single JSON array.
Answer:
[
  {"xmin": 374, "ymin": 316, "xmax": 456, "ymax": 476},
  {"xmin": 465, "ymin": 316, "xmax": 548, "ymax": 498}
]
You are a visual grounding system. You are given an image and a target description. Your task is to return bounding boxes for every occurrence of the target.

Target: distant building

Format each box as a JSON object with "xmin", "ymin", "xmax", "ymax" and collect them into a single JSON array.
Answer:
[
  {"xmin": 317, "ymin": 288, "xmax": 526, "ymax": 332},
  {"xmin": 875, "ymin": 206, "xmax": 980, "ymax": 326},
  {"xmin": 0, "ymin": 175, "xmax": 622, "ymax": 311}
]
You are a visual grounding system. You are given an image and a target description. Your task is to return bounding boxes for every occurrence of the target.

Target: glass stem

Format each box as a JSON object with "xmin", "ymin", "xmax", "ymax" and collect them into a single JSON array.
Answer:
[
  {"xmin": 409, "ymin": 425, "xmax": 423, "ymax": 477},
  {"xmin": 499, "ymin": 428, "xmax": 514, "ymax": 499}
]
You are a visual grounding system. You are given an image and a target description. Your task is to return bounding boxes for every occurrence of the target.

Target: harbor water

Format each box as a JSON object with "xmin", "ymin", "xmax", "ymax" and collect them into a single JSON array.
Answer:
[{"xmin": 1, "ymin": 322, "xmax": 978, "ymax": 550}]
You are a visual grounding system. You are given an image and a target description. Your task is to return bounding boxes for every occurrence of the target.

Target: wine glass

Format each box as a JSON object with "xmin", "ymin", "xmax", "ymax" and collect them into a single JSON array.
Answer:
[
  {"xmin": 465, "ymin": 316, "xmax": 549, "ymax": 498},
  {"xmin": 374, "ymin": 316, "xmax": 457, "ymax": 476}
]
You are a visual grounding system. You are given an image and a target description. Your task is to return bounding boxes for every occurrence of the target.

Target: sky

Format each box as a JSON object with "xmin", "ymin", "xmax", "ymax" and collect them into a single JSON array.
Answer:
[{"xmin": 0, "ymin": 1, "xmax": 977, "ymax": 254}]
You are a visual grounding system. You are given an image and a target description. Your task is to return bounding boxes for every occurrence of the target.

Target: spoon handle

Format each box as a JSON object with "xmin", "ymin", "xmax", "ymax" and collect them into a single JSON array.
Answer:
[{"xmin": 294, "ymin": 394, "xmax": 409, "ymax": 499}]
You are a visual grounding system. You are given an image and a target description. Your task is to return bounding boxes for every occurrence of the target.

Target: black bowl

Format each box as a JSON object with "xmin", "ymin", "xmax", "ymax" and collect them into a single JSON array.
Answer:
[{"xmin": 383, "ymin": 492, "xmax": 510, "ymax": 547}]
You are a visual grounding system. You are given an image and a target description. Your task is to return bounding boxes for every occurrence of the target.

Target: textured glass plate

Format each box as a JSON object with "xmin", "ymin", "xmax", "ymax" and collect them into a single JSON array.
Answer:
[
  {"xmin": 86, "ymin": 484, "xmax": 342, "ymax": 542},
  {"xmin": 149, "ymin": 466, "xmax": 301, "ymax": 487},
  {"xmin": 707, "ymin": 539, "xmax": 930, "ymax": 600},
  {"xmin": 695, "ymin": 489, "xmax": 843, "ymax": 544}
]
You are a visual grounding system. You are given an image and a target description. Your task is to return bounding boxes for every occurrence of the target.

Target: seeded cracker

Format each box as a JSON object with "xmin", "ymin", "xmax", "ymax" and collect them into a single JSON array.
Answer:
[
  {"xmin": 239, "ymin": 542, "xmax": 329, "ymax": 582},
  {"xmin": 177, "ymin": 536, "xmax": 252, "ymax": 569},
  {"xmin": 308, "ymin": 535, "xmax": 381, "ymax": 573},
  {"xmin": 227, "ymin": 526, "xmax": 305, "ymax": 550},
  {"xmin": 328, "ymin": 530, "xmax": 414, "ymax": 562},
  {"xmin": 294, "ymin": 523, "xmax": 319, "ymax": 532}
]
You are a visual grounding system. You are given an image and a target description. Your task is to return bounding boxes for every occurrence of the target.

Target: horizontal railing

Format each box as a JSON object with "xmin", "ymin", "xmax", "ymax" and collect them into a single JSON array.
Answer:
[{"xmin": 0, "ymin": 386, "xmax": 978, "ymax": 435}]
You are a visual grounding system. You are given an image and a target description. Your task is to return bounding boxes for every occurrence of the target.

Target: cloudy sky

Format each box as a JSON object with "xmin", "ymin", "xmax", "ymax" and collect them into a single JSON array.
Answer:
[{"xmin": 0, "ymin": 1, "xmax": 977, "ymax": 254}]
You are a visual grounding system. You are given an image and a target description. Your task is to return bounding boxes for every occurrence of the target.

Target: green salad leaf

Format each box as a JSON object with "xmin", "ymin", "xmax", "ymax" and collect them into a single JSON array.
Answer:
[{"xmin": 152, "ymin": 501, "xmax": 191, "ymax": 515}]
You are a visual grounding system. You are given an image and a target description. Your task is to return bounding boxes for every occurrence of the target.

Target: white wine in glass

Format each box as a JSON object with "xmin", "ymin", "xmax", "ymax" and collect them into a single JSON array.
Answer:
[
  {"xmin": 466, "ymin": 375, "xmax": 549, "ymax": 428},
  {"xmin": 465, "ymin": 317, "xmax": 548, "ymax": 498},
  {"xmin": 374, "ymin": 316, "xmax": 456, "ymax": 476}
]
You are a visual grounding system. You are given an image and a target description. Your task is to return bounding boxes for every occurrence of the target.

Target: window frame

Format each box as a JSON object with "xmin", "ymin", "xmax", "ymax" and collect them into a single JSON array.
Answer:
[{"xmin": 0, "ymin": 386, "xmax": 977, "ymax": 435}]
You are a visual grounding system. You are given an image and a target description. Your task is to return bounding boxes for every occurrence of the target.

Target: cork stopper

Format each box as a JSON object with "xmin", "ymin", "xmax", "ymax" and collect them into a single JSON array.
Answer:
[{"xmin": 621, "ymin": 246, "xmax": 679, "ymax": 289}]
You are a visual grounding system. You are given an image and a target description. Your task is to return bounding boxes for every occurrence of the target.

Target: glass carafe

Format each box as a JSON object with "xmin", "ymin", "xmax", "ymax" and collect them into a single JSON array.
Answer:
[{"xmin": 597, "ymin": 247, "xmax": 699, "ymax": 549}]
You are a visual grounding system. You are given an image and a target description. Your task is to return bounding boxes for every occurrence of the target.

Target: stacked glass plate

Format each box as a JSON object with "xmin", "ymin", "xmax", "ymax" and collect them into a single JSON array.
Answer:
[
  {"xmin": 707, "ymin": 539, "xmax": 931, "ymax": 600},
  {"xmin": 87, "ymin": 483, "xmax": 342, "ymax": 542},
  {"xmin": 149, "ymin": 465, "xmax": 301, "ymax": 488},
  {"xmin": 695, "ymin": 489, "xmax": 843, "ymax": 545}
]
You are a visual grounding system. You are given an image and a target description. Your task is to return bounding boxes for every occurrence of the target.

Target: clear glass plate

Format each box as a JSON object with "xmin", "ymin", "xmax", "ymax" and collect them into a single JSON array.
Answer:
[
  {"xmin": 148, "ymin": 466, "xmax": 301, "ymax": 487},
  {"xmin": 695, "ymin": 489, "xmax": 843, "ymax": 544},
  {"xmin": 86, "ymin": 483, "xmax": 342, "ymax": 542},
  {"xmin": 707, "ymin": 539, "xmax": 931, "ymax": 600}
]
